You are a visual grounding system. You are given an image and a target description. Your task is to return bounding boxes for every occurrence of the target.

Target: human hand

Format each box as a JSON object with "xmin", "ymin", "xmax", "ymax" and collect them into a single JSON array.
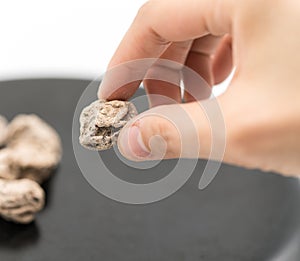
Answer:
[{"xmin": 98, "ymin": 0, "xmax": 300, "ymax": 177}]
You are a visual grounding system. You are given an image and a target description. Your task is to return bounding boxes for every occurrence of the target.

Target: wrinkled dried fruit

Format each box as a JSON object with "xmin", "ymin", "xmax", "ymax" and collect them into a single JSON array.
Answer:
[
  {"xmin": 0, "ymin": 115, "xmax": 7, "ymax": 147},
  {"xmin": 80, "ymin": 100, "xmax": 138, "ymax": 150},
  {"xmin": 0, "ymin": 114, "xmax": 62, "ymax": 183},
  {"xmin": 0, "ymin": 178, "xmax": 44, "ymax": 224},
  {"xmin": 0, "ymin": 114, "xmax": 62, "ymax": 224},
  {"xmin": 0, "ymin": 149, "xmax": 18, "ymax": 180}
]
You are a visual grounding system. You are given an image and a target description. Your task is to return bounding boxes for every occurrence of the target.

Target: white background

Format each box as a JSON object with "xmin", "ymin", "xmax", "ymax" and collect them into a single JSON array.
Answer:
[
  {"xmin": 0, "ymin": 0, "xmax": 146, "ymax": 80},
  {"xmin": 0, "ymin": 0, "xmax": 230, "ymax": 94}
]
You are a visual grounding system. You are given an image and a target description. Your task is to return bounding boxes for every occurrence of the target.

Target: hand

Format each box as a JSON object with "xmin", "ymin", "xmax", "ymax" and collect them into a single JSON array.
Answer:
[{"xmin": 98, "ymin": 0, "xmax": 300, "ymax": 177}]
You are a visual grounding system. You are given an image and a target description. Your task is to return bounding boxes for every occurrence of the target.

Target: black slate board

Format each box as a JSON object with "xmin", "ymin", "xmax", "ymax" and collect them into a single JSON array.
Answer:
[{"xmin": 0, "ymin": 79, "xmax": 299, "ymax": 261}]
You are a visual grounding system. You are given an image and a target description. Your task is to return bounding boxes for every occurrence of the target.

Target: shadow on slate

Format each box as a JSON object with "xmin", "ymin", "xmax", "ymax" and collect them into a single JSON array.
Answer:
[{"xmin": 0, "ymin": 79, "xmax": 299, "ymax": 261}]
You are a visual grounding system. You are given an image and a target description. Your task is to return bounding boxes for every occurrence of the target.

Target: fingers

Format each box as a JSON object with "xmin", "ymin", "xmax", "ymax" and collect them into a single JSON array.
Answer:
[
  {"xmin": 212, "ymin": 35, "xmax": 233, "ymax": 84},
  {"xmin": 98, "ymin": 0, "xmax": 234, "ymax": 100},
  {"xmin": 117, "ymin": 93, "xmax": 230, "ymax": 161},
  {"xmin": 144, "ymin": 41, "xmax": 192, "ymax": 107},
  {"xmin": 183, "ymin": 35, "xmax": 221, "ymax": 102}
]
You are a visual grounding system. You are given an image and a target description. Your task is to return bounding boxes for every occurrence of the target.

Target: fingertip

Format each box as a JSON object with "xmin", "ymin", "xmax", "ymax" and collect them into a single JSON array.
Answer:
[{"xmin": 118, "ymin": 125, "xmax": 151, "ymax": 161}]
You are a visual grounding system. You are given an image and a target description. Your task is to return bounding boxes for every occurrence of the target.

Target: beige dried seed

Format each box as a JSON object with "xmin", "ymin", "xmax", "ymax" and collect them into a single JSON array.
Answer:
[
  {"xmin": 79, "ymin": 100, "xmax": 138, "ymax": 150},
  {"xmin": 0, "ymin": 114, "xmax": 62, "ymax": 183},
  {"xmin": 0, "ymin": 149, "xmax": 19, "ymax": 180},
  {"xmin": 0, "ymin": 178, "xmax": 45, "ymax": 224}
]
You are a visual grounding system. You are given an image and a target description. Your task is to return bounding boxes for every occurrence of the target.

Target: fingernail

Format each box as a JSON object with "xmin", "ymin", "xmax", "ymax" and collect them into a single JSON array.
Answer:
[{"xmin": 118, "ymin": 125, "xmax": 150, "ymax": 160}]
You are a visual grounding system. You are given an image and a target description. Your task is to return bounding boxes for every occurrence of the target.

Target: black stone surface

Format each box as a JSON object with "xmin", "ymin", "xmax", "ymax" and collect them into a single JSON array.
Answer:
[{"xmin": 0, "ymin": 79, "xmax": 299, "ymax": 261}]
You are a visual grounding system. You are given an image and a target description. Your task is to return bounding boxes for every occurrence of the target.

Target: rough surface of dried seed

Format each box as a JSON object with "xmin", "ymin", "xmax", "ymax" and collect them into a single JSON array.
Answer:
[
  {"xmin": 0, "ymin": 178, "xmax": 45, "ymax": 224},
  {"xmin": 80, "ymin": 100, "xmax": 138, "ymax": 150},
  {"xmin": 0, "ymin": 114, "xmax": 62, "ymax": 183},
  {"xmin": 0, "ymin": 115, "xmax": 8, "ymax": 146},
  {"xmin": 0, "ymin": 149, "xmax": 18, "ymax": 180}
]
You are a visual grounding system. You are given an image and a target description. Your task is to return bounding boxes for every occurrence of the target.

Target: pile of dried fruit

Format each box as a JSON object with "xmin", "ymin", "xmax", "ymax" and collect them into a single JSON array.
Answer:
[{"xmin": 0, "ymin": 114, "xmax": 62, "ymax": 224}]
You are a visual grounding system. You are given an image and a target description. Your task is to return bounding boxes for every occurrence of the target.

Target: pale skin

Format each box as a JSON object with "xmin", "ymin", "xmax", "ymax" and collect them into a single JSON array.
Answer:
[{"xmin": 98, "ymin": 0, "xmax": 300, "ymax": 177}]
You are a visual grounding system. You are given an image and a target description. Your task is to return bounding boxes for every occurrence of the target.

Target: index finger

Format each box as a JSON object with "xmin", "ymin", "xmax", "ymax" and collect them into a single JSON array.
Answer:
[{"xmin": 98, "ymin": 0, "xmax": 233, "ymax": 100}]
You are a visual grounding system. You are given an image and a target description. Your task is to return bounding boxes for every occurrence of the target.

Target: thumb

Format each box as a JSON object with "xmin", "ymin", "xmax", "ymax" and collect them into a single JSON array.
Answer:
[{"xmin": 117, "ymin": 99, "xmax": 226, "ymax": 161}]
